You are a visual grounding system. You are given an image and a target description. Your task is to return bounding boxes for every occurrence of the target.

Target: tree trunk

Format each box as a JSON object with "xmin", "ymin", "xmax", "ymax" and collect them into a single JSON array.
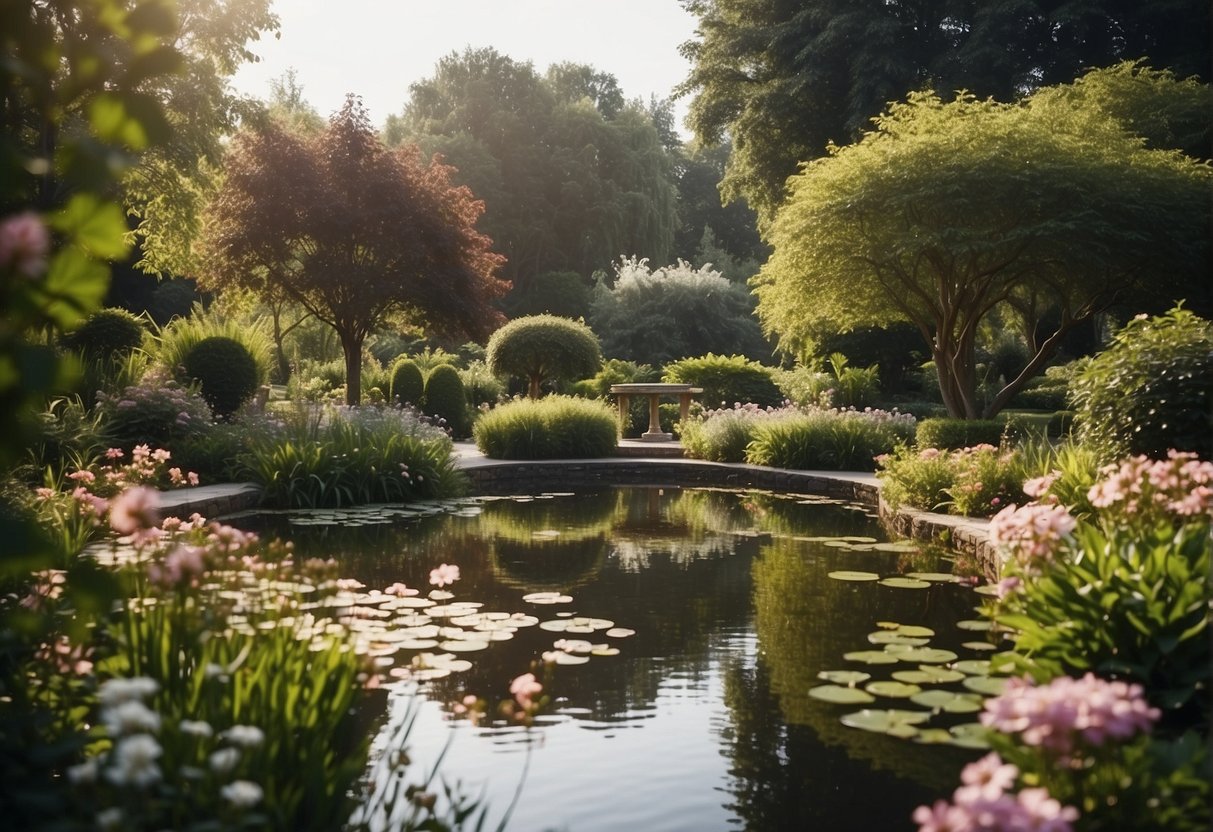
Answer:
[
  {"xmin": 933, "ymin": 338, "xmax": 980, "ymax": 419},
  {"xmin": 981, "ymin": 316, "xmax": 1081, "ymax": 419},
  {"xmin": 528, "ymin": 374, "xmax": 541, "ymax": 399},
  {"xmin": 341, "ymin": 330, "xmax": 364, "ymax": 406},
  {"xmin": 270, "ymin": 304, "xmax": 291, "ymax": 383}
]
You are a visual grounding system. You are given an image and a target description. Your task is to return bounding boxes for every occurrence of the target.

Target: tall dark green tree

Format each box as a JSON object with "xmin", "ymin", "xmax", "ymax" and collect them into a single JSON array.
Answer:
[
  {"xmin": 388, "ymin": 47, "xmax": 678, "ymax": 300},
  {"xmin": 678, "ymin": 0, "xmax": 1212, "ymax": 222}
]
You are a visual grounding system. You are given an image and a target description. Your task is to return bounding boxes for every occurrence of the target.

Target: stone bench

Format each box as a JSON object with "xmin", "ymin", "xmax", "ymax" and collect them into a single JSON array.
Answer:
[{"xmin": 609, "ymin": 383, "xmax": 703, "ymax": 442}]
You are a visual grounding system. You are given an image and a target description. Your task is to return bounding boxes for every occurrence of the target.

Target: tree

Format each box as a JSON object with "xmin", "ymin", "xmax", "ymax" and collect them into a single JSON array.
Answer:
[
  {"xmin": 590, "ymin": 257, "xmax": 769, "ymax": 365},
  {"xmin": 199, "ymin": 97, "xmax": 508, "ymax": 405},
  {"xmin": 753, "ymin": 74, "xmax": 1211, "ymax": 419},
  {"xmin": 486, "ymin": 315, "xmax": 602, "ymax": 399},
  {"xmin": 677, "ymin": 0, "xmax": 1212, "ymax": 223}
]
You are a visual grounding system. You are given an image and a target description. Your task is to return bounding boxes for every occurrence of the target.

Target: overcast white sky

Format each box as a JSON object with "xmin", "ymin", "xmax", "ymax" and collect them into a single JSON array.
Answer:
[{"xmin": 229, "ymin": 0, "xmax": 699, "ymax": 133}]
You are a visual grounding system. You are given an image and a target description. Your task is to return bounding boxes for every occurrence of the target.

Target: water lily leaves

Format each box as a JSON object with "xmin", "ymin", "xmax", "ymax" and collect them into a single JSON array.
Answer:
[
  {"xmin": 910, "ymin": 690, "xmax": 983, "ymax": 714},
  {"xmin": 962, "ymin": 641, "xmax": 998, "ymax": 652},
  {"xmin": 962, "ymin": 676, "xmax": 1008, "ymax": 696},
  {"xmin": 549, "ymin": 651, "xmax": 590, "ymax": 665},
  {"xmin": 867, "ymin": 631, "xmax": 930, "ymax": 647},
  {"xmin": 951, "ymin": 659, "xmax": 993, "ymax": 676},
  {"xmin": 829, "ymin": 571, "xmax": 881, "ymax": 582},
  {"xmin": 875, "ymin": 623, "xmax": 935, "ymax": 638},
  {"xmin": 949, "ymin": 723, "xmax": 991, "ymax": 749},
  {"xmin": 843, "ymin": 650, "xmax": 899, "ymax": 665},
  {"xmin": 884, "ymin": 646, "xmax": 958, "ymax": 664},
  {"xmin": 396, "ymin": 638, "xmax": 440, "ymax": 650},
  {"xmin": 892, "ymin": 666, "xmax": 966, "ymax": 685},
  {"xmin": 913, "ymin": 728, "xmax": 957, "ymax": 745},
  {"xmin": 973, "ymin": 584, "xmax": 1001, "ymax": 596},
  {"xmin": 956, "ymin": 619, "xmax": 993, "ymax": 631},
  {"xmin": 532, "ymin": 529, "xmax": 560, "ymax": 540},
  {"xmin": 809, "ymin": 685, "xmax": 877, "ymax": 705},
  {"xmin": 428, "ymin": 590, "xmax": 455, "ymax": 601},
  {"xmin": 540, "ymin": 617, "xmax": 614, "ymax": 633},
  {"xmin": 604, "ymin": 627, "xmax": 635, "ymax": 638},
  {"xmin": 873, "ymin": 541, "xmax": 919, "ymax": 553},
  {"xmin": 591, "ymin": 646, "xmax": 620, "ymax": 657},
  {"xmin": 438, "ymin": 639, "xmax": 492, "ymax": 652},
  {"xmin": 523, "ymin": 592, "xmax": 574, "ymax": 605},
  {"xmin": 906, "ymin": 572, "xmax": 958, "ymax": 583},
  {"xmin": 817, "ymin": 670, "xmax": 871, "ymax": 685},
  {"xmin": 553, "ymin": 638, "xmax": 593, "ymax": 654},
  {"xmin": 840, "ymin": 709, "xmax": 931, "ymax": 737},
  {"xmin": 865, "ymin": 681, "xmax": 922, "ymax": 699},
  {"xmin": 879, "ymin": 577, "xmax": 931, "ymax": 590}
]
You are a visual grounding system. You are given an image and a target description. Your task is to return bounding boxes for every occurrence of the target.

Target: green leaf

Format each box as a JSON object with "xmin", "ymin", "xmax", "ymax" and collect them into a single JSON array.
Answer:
[
  {"xmin": 89, "ymin": 93, "xmax": 149, "ymax": 150},
  {"xmin": 52, "ymin": 194, "xmax": 130, "ymax": 259},
  {"xmin": 41, "ymin": 248, "xmax": 109, "ymax": 328}
]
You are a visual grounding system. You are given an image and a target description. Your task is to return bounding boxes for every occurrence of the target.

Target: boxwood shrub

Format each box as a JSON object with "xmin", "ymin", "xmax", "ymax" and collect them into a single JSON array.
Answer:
[
  {"xmin": 662, "ymin": 353, "xmax": 782, "ymax": 409},
  {"xmin": 473, "ymin": 396, "xmax": 618, "ymax": 459},
  {"xmin": 915, "ymin": 418, "xmax": 1007, "ymax": 450}
]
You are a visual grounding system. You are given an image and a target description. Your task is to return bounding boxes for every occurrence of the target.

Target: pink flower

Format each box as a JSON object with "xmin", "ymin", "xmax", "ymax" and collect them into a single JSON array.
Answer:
[
  {"xmin": 384, "ymin": 582, "xmax": 419, "ymax": 597},
  {"xmin": 510, "ymin": 672, "xmax": 542, "ymax": 709},
  {"xmin": 68, "ymin": 470, "xmax": 96, "ymax": 484},
  {"xmin": 108, "ymin": 487, "xmax": 160, "ymax": 535},
  {"xmin": 187, "ymin": 472, "xmax": 199, "ymax": 486},
  {"xmin": 0, "ymin": 212, "xmax": 49, "ymax": 278},
  {"xmin": 1015, "ymin": 788, "xmax": 1080, "ymax": 831},
  {"xmin": 106, "ymin": 448, "xmax": 125, "ymax": 460},
  {"xmin": 988, "ymin": 503, "xmax": 1076, "ymax": 566},
  {"xmin": 429, "ymin": 563, "xmax": 460, "ymax": 587},
  {"xmin": 1023, "ymin": 471, "xmax": 1061, "ymax": 500},
  {"xmin": 956, "ymin": 753, "xmax": 1018, "ymax": 802},
  {"xmin": 148, "ymin": 545, "xmax": 206, "ymax": 587},
  {"xmin": 919, "ymin": 448, "xmax": 942, "ymax": 460},
  {"xmin": 912, "ymin": 799, "xmax": 971, "ymax": 832}
]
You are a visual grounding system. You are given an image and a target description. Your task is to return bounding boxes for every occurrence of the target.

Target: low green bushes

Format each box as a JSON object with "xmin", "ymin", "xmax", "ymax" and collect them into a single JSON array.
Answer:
[
  {"xmin": 61, "ymin": 308, "xmax": 147, "ymax": 358},
  {"xmin": 473, "ymin": 396, "xmax": 618, "ymax": 459},
  {"xmin": 422, "ymin": 363, "xmax": 468, "ymax": 437},
  {"xmin": 662, "ymin": 353, "xmax": 782, "ymax": 409},
  {"xmin": 915, "ymin": 417, "xmax": 1007, "ymax": 450},
  {"xmin": 182, "ymin": 336, "xmax": 260, "ymax": 418},
  {"xmin": 389, "ymin": 357, "xmax": 424, "ymax": 405},
  {"xmin": 95, "ymin": 369, "xmax": 213, "ymax": 450}
]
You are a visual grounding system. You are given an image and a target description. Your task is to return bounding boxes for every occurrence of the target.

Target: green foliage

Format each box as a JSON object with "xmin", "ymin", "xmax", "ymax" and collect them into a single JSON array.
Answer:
[
  {"xmin": 155, "ymin": 306, "xmax": 273, "ymax": 388},
  {"xmin": 389, "ymin": 357, "xmax": 425, "ymax": 405},
  {"xmin": 662, "ymin": 353, "xmax": 782, "ymax": 409},
  {"xmin": 182, "ymin": 336, "xmax": 260, "ymax": 418},
  {"xmin": 1071, "ymin": 306, "xmax": 1212, "ymax": 462},
  {"xmin": 572, "ymin": 358, "xmax": 659, "ymax": 435},
  {"xmin": 589, "ymin": 257, "xmax": 769, "ymax": 365},
  {"xmin": 876, "ymin": 446, "xmax": 956, "ymax": 513},
  {"xmin": 422, "ymin": 363, "xmax": 468, "ymax": 437},
  {"xmin": 487, "ymin": 315, "xmax": 602, "ymax": 398},
  {"xmin": 237, "ymin": 405, "xmax": 460, "ymax": 508},
  {"xmin": 473, "ymin": 396, "xmax": 618, "ymax": 459},
  {"xmin": 507, "ymin": 270, "xmax": 593, "ymax": 319},
  {"xmin": 945, "ymin": 446, "xmax": 1027, "ymax": 518},
  {"xmin": 745, "ymin": 408, "xmax": 916, "ymax": 471},
  {"xmin": 678, "ymin": 405, "xmax": 760, "ymax": 463},
  {"xmin": 915, "ymin": 418, "xmax": 1007, "ymax": 451},
  {"xmin": 754, "ymin": 77, "xmax": 1211, "ymax": 419},
  {"xmin": 60, "ymin": 308, "xmax": 147, "ymax": 359},
  {"xmin": 459, "ymin": 359, "xmax": 504, "ymax": 409},
  {"xmin": 96, "ymin": 369, "xmax": 213, "ymax": 450}
]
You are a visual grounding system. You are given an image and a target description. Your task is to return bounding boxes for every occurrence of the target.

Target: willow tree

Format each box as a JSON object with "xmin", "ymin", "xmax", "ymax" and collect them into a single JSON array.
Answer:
[
  {"xmin": 754, "ymin": 80, "xmax": 1210, "ymax": 419},
  {"xmin": 200, "ymin": 97, "xmax": 508, "ymax": 404}
]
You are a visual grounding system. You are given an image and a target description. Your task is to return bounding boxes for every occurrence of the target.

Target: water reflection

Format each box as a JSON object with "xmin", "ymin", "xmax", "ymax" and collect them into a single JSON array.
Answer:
[{"xmin": 243, "ymin": 487, "xmax": 975, "ymax": 831}]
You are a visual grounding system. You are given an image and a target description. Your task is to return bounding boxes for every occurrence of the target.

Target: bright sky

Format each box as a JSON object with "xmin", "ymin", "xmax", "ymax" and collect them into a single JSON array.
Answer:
[{"xmin": 229, "ymin": 0, "xmax": 699, "ymax": 134}]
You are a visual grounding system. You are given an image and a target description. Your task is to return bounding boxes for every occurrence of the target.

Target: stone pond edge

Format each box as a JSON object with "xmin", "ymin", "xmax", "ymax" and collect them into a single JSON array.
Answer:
[{"xmin": 156, "ymin": 453, "xmax": 998, "ymax": 580}]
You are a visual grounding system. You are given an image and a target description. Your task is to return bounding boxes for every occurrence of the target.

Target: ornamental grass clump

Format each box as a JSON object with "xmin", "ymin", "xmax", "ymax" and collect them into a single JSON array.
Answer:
[
  {"xmin": 678, "ymin": 402, "xmax": 784, "ymax": 463},
  {"xmin": 745, "ymin": 406, "xmax": 916, "ymax": 471},
  {"xmin": 877, "ymin": 443, "xmax": 1031, "ymax": 517},
  {"xmin": 237, "ymin": 403, "xmax": 461, "ymax": 508},
  {"xmin": 473, "ymin": 396, "xmax": 618, "ymax": 459}
]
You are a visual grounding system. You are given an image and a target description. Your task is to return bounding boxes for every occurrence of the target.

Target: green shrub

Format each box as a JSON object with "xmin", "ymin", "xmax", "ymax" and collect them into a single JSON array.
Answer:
[
  {"xmin": 745, "ymin": 408, "xmax": 916, "ymax": 471},
  {"xmin": 1071, "ymin": 306, "xmax": 1212, "ymax": 462},
  {"xmin": 423, "ymin": 363, "xmax": 469, "ymax": 438},
  {"xmin": 96, "ymin": 369, "xmax": 213, "ymax": 450},
  {"xmin": 60, "ymin": 308, "xmax": 146, "ymax": 358},
  {"xmin": 1010, "ymin": 381, "xmax": 1069, "ymax": 411},
  {"xmin": 459, "ymin": 359, "xmax": 504, "ymax": 409},
  {"xmin": 946, "ymin": 445, "xmax": 1027, "ymax": 517},
  {"xmin": 773, "ymin": 365, "xmax": 834, "ymax": 408},
  {"xmin": 915, "ymin": 417, "xmax": 1007, "ymax": 450},
  {"xmin": 155, "ymin": 306, "xmax": 273, "ymax": 388},
  {"xmin": 182, "ymin": 336, "xmax": 260, "ymax": 418},
  {"xmin": 876, "ymin": 446, "xmax": 956, "ymax": 512},
  {"xmin": 678, "ymin": 405, "xmax": 762, "ymax": 462},
  {"xmin": 487, "ymin": 315, "xmax": 602, "ymax": 398},
  {"xmin": 662, "ymin": 353, "xmax": 782, "ymax": 409},
  {"xmin": 389, "ymin": 358, "xmax": 425, "ymax": 405},
  {"xmin": 237, "ymin": 405, "xmax": 460, "ymax": 508},
  {"xmin": 573, "ymin": 359, "xmax": 659, "ymax": 436},
  {"xmin": 473, "ymin": 396, "xmax": 618, "ymax": 459}
]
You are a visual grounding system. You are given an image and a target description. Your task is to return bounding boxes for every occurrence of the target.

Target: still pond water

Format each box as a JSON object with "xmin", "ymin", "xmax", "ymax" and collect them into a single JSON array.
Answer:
[{"xmin": 245, "ymin": 487, "xmax": 992, "ymax": 832}]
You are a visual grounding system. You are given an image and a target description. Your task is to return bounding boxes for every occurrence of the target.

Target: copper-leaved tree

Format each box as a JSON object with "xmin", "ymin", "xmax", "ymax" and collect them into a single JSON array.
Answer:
[{"xmin": 200, "ymin": 96, "xmax": 508, "ymax": 404}]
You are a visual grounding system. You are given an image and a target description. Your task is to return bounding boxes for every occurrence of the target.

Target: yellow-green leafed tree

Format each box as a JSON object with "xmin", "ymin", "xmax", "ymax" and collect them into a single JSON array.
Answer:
[{"xmin": 754, "ymin": 67, "xmax": 1211, "ymax": 419}]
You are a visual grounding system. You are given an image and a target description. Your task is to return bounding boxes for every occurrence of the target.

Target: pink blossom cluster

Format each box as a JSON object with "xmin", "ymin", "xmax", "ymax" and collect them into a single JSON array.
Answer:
[
  {"xmin": 1087, "ymin": 451, "xmax": 1213, "ymax": 520},
  {"xmin": 981, "ymin": 674, "xmax": 1159, "ymax": 757},
  {"xmin": 0, "ymin": 212, "xmax": 49, "ymax": 278},
  {"xmin": 987, "ymin": 503, "xmax": 1077, "ymax": 566},
  {"xmin": 509, "ymin": 672, "xmax": 543, "ymax": 711},
  {"xmin": 914, "ymin": 753, "xmax": 1078, "ymax": 832}
]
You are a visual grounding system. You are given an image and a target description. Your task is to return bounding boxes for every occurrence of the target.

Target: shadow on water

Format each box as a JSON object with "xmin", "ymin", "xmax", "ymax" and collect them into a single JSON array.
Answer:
[{"xmin": 240, "ymin": 487, "xmax": 980, "ymax": 831}]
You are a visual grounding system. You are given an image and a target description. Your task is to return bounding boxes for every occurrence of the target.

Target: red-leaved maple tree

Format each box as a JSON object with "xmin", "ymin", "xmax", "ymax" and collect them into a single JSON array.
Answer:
[{"xmin": 199, "ymin": 96, "xmax": 508, "ymax": 404}]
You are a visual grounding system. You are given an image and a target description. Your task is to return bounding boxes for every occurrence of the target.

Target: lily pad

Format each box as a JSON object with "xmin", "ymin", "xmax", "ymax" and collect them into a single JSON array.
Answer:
[
  {"xmin": 910, "ymin": 690, "xmax": 983, "ymax": 714},
  {"xmin": 828, "ymin": 571, "xmax": 881, "ymax": 582},
  {"xmin": 523, "ymin": 592, "xmax": 574, "ymax": 605},
  {"xmin": 956, "ymin": 619, "xmax": 993, "ymax": 631},
  {"xmin": 884, "ymin": 646, "xmax": 958, "ymax": 664},
  {"xmin": 879, "ymin": 577, "xmax": 932, "ymax": 590},
  {"xmin": 912, "ymin": 728, "xmax": 957, "ymax": 745},
  {"xmin": 906, "ymin": 572, "xmax": 958, "ymax": 583},
  {"xmin": 549, "ymin": 651, "xmax": 590, "ymax": 665},
  {"xmin": 438, "ymin": 639, "xmax": 491, "ymax": 652},
  {"xmin": 604, "ymin": 627, "xmax": 635, "ymax": 638},
  {"xmin": 892, "ymin": 666, "xmax": 966, "ymax": 685},
  {"xmin": 949, "ymin": 723, "xmax": 992, "ymax": 749},
  {"xmin": 875, "ymin": 623, "xmax": 935, "ymax": 638},
  {"xmin": 867, "ymin": 631, "xmax": 931, "ymax": 647},
  {"xmin": 865, "ymin": 681, "xmax": 922, "ymax": 699},
  {"xmin": 839, "ymin": 709, "xmax": 931, "ymax": 737},
  {"xmin": 843, "ymin": 650, "xmax": 899, "ymax": 665},
  {"xmin": 962, "ymin": 676, "xmax": 1008, "ymax": 696},
  {"xmin": 873, "ymin": 541, "xmax": 919, "ymax": 553},
  {"xmin": 951, "ymin": 659, "xmax": 993, "ymax": 676},
  {"xmin": 809, "ymin": 684, "xmax": 877, "ymax": 705},
  {"xmin": 817, "ymin": 670, "xmax": 872, "ymax": 685},
  {"xmin": 962, "ymin": 641, "xmax": 998, "ymax": 652},
  {"xmin": 590, "ymin": 646, "xmax": 620, "ymax": 657}
]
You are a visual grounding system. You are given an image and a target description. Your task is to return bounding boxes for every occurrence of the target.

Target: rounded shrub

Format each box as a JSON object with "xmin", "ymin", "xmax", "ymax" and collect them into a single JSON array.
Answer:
[
  {"xmin": 662, "ymin": 353, "xmax": 782, "ymax": 408},
  {"xmin": 915, "ymin": 418, "xmax": 1007, "ymax": 450},
  {"xmin": 61, "ymin": 308, "xmax": 146, "ymax": 358},
  {"xmin": 1071, "ymin": 306, "xmax": 1212, "ymax": 462},
  {"xmin": 487, "ymin": 315, "xmax": 602, "ymax": 398},
  {"xmin": 389, "ymin": 357, "xmax": 425, "ymax": 405},
  {"xmin": 182, "ymin": 336, "xmax": 260, "ymax": 419},
  {"xmin": 473, "ymin": 396, "xmax": 618, "ymax": 459},
  {"xmin": 423, "ymin": 363, "xmax": 469, "ymax": 438}
]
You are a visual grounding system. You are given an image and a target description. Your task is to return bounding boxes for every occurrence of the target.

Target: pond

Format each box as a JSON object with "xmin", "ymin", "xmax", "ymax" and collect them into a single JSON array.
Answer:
[{"xmin": 241, "ymin": 487, "xmax": 995, "ymax": 831}]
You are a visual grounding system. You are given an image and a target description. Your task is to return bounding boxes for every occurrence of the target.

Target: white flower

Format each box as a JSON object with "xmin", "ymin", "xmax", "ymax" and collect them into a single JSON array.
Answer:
[
  {"xmin": 221, "ymin": 779, "xmax": 264, "ymax": 809},
  {"xmin": 223, "ymin": 724, "xmax": 265, "ymax": 748},
  {"xmin": 209, "ymin": 747, "xmax": 241, "ymax": 774},
  {"xmin": 105, "ymin": 734, "xmax": 162, "ymax": 788},
  {"xmin": 96, "ymin": 807, "xmax": 125, "ymax": 830},
  {"xmin": 66, "ymin": 758, "xmax": 99, "ymax": 784},
  {"xmin": 97, "ymin": 677, "xmax": 159, "ymax": 708},
  {"xmin": 102, "ymin": 700, "xmax": 161, "ymax": 736},
  {"xmin": 179, "ymin": 719, "xmax": 213, "ymax": 738}
]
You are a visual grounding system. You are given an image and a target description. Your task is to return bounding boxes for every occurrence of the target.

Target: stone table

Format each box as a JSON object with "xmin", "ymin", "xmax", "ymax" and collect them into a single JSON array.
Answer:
[{"xmin": 609, "ymin": 383, "xmax": 703, "ymax": 442}]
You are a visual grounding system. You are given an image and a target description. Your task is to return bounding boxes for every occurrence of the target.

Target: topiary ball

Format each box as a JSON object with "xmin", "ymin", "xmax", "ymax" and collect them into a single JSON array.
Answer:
[
  {"xmin": 61, "ymin": 308, "xmax": 146, "ymax": 359},
  {"xmin": 390, "ymin": 357, "xmax": 425, "ymax": 405},
  {"xmin": 423, "ymin": 364, "xmax": 468, "ymax": 438},
  {"xmin": 182, "ymin": 336, "xmax": 259, "ymax": 419}
]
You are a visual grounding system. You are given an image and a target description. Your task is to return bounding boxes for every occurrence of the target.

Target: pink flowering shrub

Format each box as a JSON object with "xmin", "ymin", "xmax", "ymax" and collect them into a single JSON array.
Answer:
[
  {"xmin": 95, "ymin": 368, "xmax": 213, "ymax": 449},
  {"xmin": 878, "ymin": 443, "xmax": 1028, "ymax": 517},
  {"xmin": 914, "ymin": 753, "xmax": 1078, "ymax": 832}
]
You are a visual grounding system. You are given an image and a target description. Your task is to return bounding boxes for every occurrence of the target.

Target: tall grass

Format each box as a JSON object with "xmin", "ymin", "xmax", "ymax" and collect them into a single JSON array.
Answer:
[
  {"xmin": 747, "ymin": 408, "xmax": 915, "ymax": 471},
  {"xmin": 473, "ymin": 396, "xmax": 618, "ymax": 459},
  {"xmin": 154, "ymin": 305, "xmax": 274, "ymax": 387}
]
